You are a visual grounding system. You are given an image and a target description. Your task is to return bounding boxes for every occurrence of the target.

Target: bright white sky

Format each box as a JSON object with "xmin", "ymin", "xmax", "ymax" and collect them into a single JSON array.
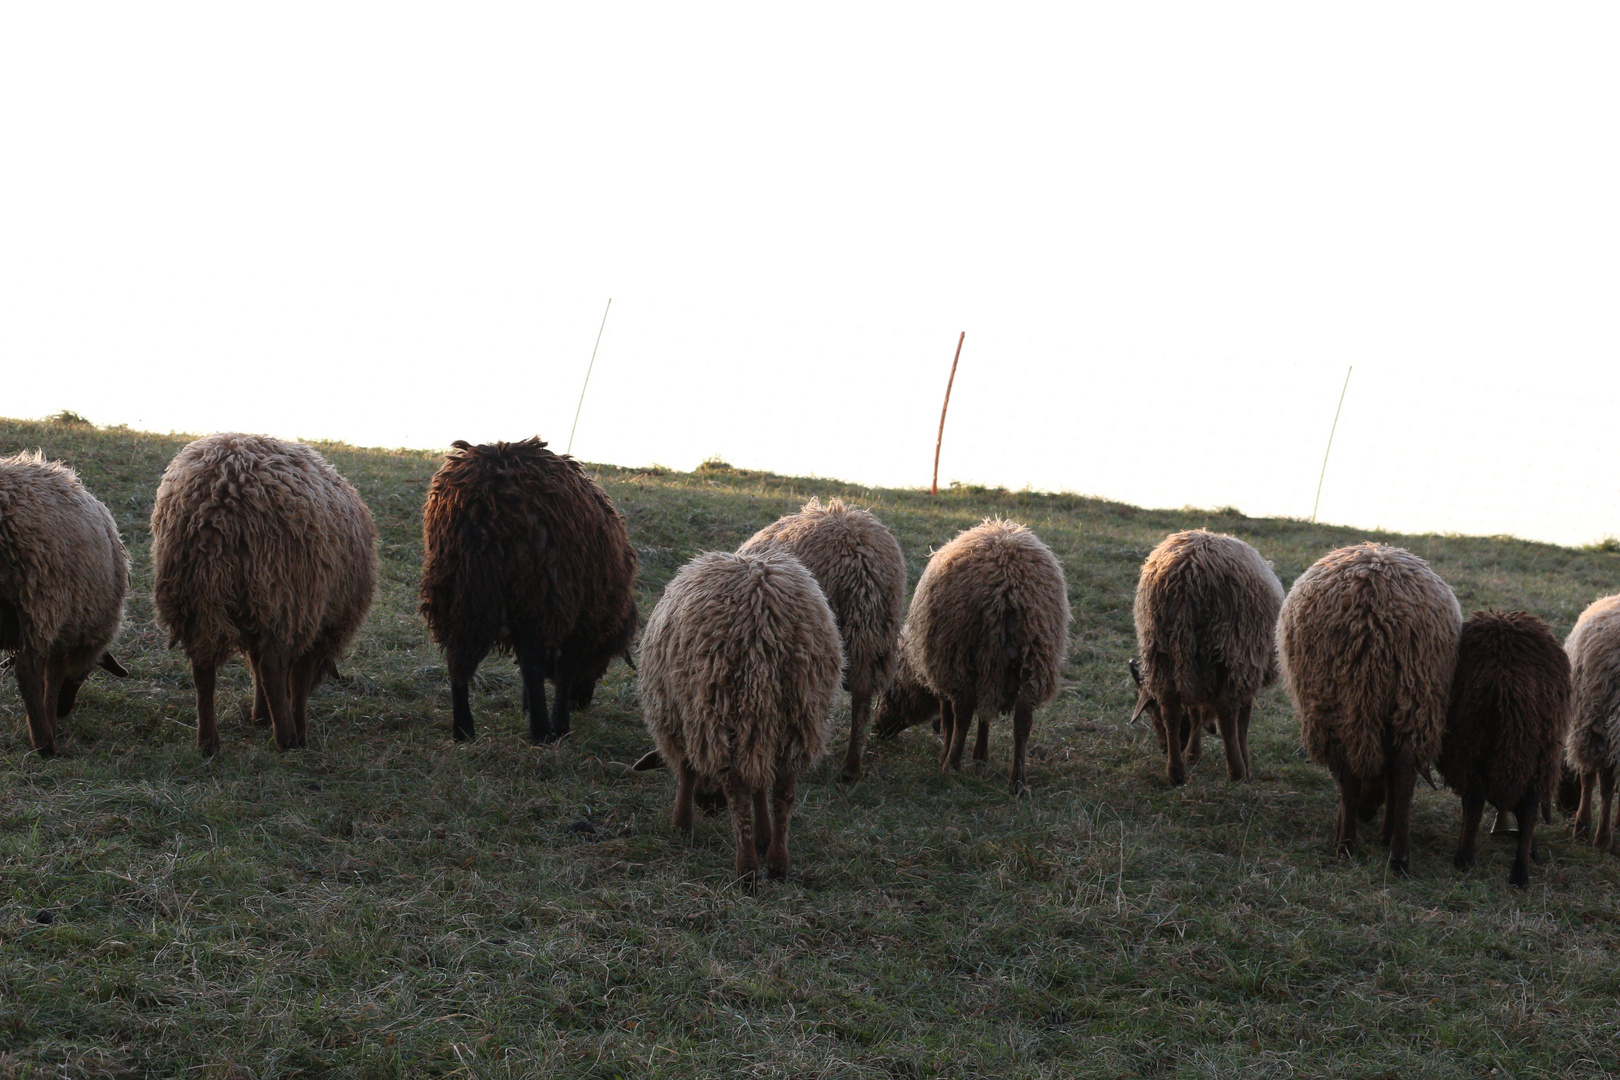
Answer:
[{"xmin": 5, "ymin": 4, "xmax": 1618, "ymax": 545}]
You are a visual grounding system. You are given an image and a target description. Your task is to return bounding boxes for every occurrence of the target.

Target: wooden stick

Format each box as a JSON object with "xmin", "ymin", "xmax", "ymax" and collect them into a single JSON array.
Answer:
[
  {"xmin": 566, "ymin": 298, "xmax": 612, "ymax": 456},
  {"xmin": 931, "ymin": 332, "xmax": 966, "ymax": 496},
  {"xmin": 1311, "ymin": 365, "xmax": 1353, "ymax": 523}
]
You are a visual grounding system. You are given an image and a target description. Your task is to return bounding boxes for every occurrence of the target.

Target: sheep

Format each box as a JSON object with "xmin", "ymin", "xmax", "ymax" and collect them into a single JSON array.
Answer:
[
  {"xmin": 737, "ymin": 497, "xmax": 905, "ymax": 781},
  {"xmin": 151, "ymin": 433, "xmax": 377, "ymax": 755},
  {"xmin": 0, "ymin": 452, "xmax": 130, "ymax": 755},
  {"xmin": 634, "ymin": 549, "xmax": 843, "ymax": 890},
  {"xmin": 1276, "ymin": 542, "xmax": 1462, "ymax": 873},
  {"xmin": 419, "ymin": 437, "xmax": 638, "ymax": 744},
  {"xmin": 1563, "ymin": 594, "xmax": 1620, "ymax": 851},
  {"xmin": 871, "ymin": 518, "xmax": 1069, "ymax": 795},
  {"xmin": 1438, "ymin": 610, "xmax": 1571, "ymax": 887},
  {"xmin": 1128, "ymin": 529, "xmax": 1284, "ymax": 785}
]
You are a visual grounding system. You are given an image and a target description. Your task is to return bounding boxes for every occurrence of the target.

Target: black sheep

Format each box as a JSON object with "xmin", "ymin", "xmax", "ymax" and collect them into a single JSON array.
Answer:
[
  {"xmin": 419, "ymin": 438, "xmax": 637, "ymax": 743},
  {"xmin": 1438, "ymin": 610, "xmax": 1572, "ymax": 888}
]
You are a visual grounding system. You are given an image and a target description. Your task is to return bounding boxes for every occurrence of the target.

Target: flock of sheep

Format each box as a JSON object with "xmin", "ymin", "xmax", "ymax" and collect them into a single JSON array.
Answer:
[{"xmin": 2, "ymin": 433, "xmax": 1618, "ymax": 892}]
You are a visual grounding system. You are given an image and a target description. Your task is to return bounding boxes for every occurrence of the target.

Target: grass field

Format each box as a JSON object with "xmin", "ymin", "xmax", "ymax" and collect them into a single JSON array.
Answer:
[{"xmin": 2, "ymin": 413, "xmax": 1619, "ymax": 1079}]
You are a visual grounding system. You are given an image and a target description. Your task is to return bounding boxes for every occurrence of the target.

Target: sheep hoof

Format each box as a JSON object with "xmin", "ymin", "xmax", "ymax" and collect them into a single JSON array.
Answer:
[
  {"xmin": 765, "ymin": 862, "xmax": 788, "ymax": 881},
  {"xmin": 32, "ymin": 741, "xmax": 56, "ymax": 759},
  {"xmin": 1508, "ymin": 866, "xmax": 1530, "ymax": 889},
  {"xmin": 1166, "ymin": 767, "xmax": 1187, "ymax": 787},
  {"xmin": 1335, "ymin": 841, "xmax": 1354, "ymax": 860},
  {"xmin": 838, "ymin": 765, "xmax": 861, "ymax": 783},
  {"xmin": 1388, "ymin": 856, "xmax": 1409, "ymax": 876},
  {"xmin": 1453, "ymin": 848, "xmax": 1475, "ymax": 870},
  {"xmin": 1010, "ymin": 779, "xmax": 1030, "ymax": 798},
  {"xmin": 198, "ymin": 735, "xmax": 221, "ymax": 758},
  {"xmin": 736, "ymin": 870, "xmax": 760, "ymax": 895}
]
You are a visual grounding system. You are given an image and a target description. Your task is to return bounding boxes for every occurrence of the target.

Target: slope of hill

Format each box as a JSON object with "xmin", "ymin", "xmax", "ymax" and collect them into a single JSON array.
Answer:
[{"xmin": 2, "ymin": 414, "xmax": 1617, "ymax": 1077}]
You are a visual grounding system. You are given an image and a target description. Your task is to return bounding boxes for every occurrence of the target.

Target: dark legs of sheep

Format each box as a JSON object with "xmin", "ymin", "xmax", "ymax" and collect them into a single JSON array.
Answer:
[
  {"xmin": 1454, "ymin": 786, "xmax": 1485, "ymax": 870},
  {"xmin": 514, "ymin": 643, "xmax": 554, "ymax": 744},
  {"xmin": 1160, "ymin": 692, "xmax": 1188, "ymax": 787},
  {"xmin": 722, "ymin": 770, "xmax": 761, "ymax": 892},
  {"xmin": 13, "ymin": 652, "xmax": 58, "ymax": 755},
  {"xmin": 448, "ymin": 646, "xmax": 488, "ymax": 742},
  {"xmin": 192, "ymin": 660, "xmax": 219, "ymax": 757},
  {"xmin": 941, "ymin": 694, "xmax": 976, "ymax": 771},
  {"xmin": 673, "ymin": 760, "xmax": 698, "ymax": 835},
  {"xmin": 1333, "ymin": 766, "xmax": 1362, "ymax": 857},
  {"xmin": 974, "ymin": 716, "xmax": 990, "ymax": 764},
  {"xmin": 840, "ymin": 690, "xmax": 874, "ymax": 782},
  {"xmin": 766, "ymin": 771, "xmax": 795, "ymax": 879},
  {"xmin": 1383, "ymin": 747, "xmax": 1418, "ymax": 874},
  {"xmin": 1009, "ymin": 702, "xmax": 1033, "ymax": 796},
  {"xmin": 1509, "ymin": 791, "xmax": 1539, "ymax": 889},
  {"xmin": 289, "ymin": 651, "xmax": 325, "ymax": 748},
  {"xmin": 549, "ymin": 666, "xmax": 573, "ymax": 743},
  {"xmin": 1217, "ymin": 704, "xmax": 1247, "ymax": 782},
  {"xmin": 257, "ymin": 651, "xmax": 300, "ymax": 751},
  {"xmin": 248, "ymin": 655, "xmax": 270, "ymax": 726}
]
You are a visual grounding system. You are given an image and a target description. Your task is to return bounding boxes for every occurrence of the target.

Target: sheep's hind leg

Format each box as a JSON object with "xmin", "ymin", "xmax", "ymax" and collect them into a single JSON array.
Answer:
[
  {"xmin": 192, "ymin": 659, "xmax": 219, "ymax": 757},
  {"xmin": 1510, "ymin": 791, "xmax": 1538, "ymax": 888},
  {"xmin": 1009, "ymin": 702, "xmax": 1034, "ymax": 796},
  {"xmin": 258, "ymin": 650, "xmax": 299, "ymax": 751},
  {"xmin": 1384, "ymin": 747, "xmax": 1418, "ymax": 874},
  {"xmin": 722, "ymin": 770, "xmax": 761, "ymax": 892},
  {"xmin": 548, "ymin": 663, "xmax": 573, "ymax": 743},
  {"xmin": 249, "ymin": 654, "xmax": 270, "ymax": 727},
  {"xmin": 289, "ymin": 651, "xmax": 324, "ymax": 749},
  {"xmin": 840, "ymin": 690, "xmax": 873, "ymax": 782},
  {"xmin": 673, "ymin": 760, "xmax": 697, "ymax": 836},
  {"xmin": 13, "ymin": 652, "xmax": 55, "ymax": 756},
  {"xmin": 1333, "ymin": 764, "xmax": 1362, "ymax": 858},
  {"xmin": 944, "ymin": 694, "xmax": 975, "ymax": 771},
  {"xmin": 514, "ymin": 643, "xmax": 551, "ymax": 744},
  {"xmin": 1161, "ymin": 694, "xmax": 1188, "ymax": 787},
  {"xmin": 448, "ymin": 644, "xmax": 487, "ymax": 743},
  {"xmin": 1572, "ymin": 768, "xmax": 1597, "ymax": 841},
  {"xmin": 1217, "ymin": 704, "xmax": 1247, "ymax": 782},
  {"xmin": 765, "ymin": 770, "xmax": 797, "ymax": 880},
  {"xmin": 973, "ymin": 715, "xmax": 990, "ymax": 764},
  {"xmin": 936, "ymin": 699, "xmax": 957, "ymax": 768},
  {"xmin": 1454, "ymin": 785, "xmax": 1485, "ymax": 870}
]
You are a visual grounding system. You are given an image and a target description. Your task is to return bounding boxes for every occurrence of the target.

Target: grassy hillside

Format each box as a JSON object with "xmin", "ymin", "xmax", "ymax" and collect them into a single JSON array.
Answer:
[{"xmin": 2, "ymin": 414, "xmax": 1618, "ymax": 1079}]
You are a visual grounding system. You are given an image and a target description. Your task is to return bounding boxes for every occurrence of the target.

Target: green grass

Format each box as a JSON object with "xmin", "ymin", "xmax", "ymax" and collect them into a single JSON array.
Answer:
[{"xmin": 2, "ymin": 414, "xmax": 1619, "ymax": 1078}]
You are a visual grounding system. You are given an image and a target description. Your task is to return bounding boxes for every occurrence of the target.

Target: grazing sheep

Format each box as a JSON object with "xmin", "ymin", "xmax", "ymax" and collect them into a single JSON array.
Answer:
[
  {"xmin": 871, "ymin": 518, "xmax": 1069, "ymax": 795},
  {"xmin": 419, "ymin": 438, "xmax": 638, "ymax": 744},
  {"xmin": 635, "ymin": 550, "xmax": 842, "ymax": 889},
  {"xmin": 0, "ymin": 452, "xmax": 130, "ymax": 754},
  {"xmin": 1564, "ymin": 594, "xmax": 1620, "ymax": 851},
  {"xmin": 1438, "ymin": 610, "xmax": 1571, "ymax": 887},
  {"xmin": 1277, "ymin": 543, "xmax": 1461, "ymax": 873},
  {"xmin": 152, "ymin": 433, "xmax": 377, "ymax": 755},
  {"xmin": 738, "ymin": 497, "xmax": 905, "ymax": 781},
  {"xmin": 1128, "ymin": 529, "xmax": 1284, "ymax": 785}
]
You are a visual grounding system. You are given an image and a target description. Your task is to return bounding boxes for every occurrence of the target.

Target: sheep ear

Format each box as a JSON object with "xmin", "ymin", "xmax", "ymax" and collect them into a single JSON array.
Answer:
[
  {"xmin": 631, "ymin": 749, "xmax": 665, "ymax": 771},
  {"xmin": 99, "ymin": 652, "xmax": 130, "ymax": 678}
]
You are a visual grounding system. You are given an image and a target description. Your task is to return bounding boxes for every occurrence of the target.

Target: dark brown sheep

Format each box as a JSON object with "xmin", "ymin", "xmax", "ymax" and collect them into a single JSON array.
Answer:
[
  {"xmin": 738, "ymin": 498, "xmax": 905, "ymax": 781},
  {"xmin": 1276, "ymin": 543, "xmax": 1461, "ymax": 874},
  {"xmin": 871, "ymin": 519, "xmax": 1069, "ymax": 795},
  {"xmin": 1129, "ymin": 529, "xmax": 1283, "ymax": 785},
  {"xmin": 0, "ymin": 452, "xmax": 130, "ymax": 755},
  {"xmin": 152, "ymin": 434, "xmax": 377, "ymax": 754},
  {"xmin": 419, "ymin": 438, "xmax": 637, "ymax": 744},
  {"xmin": 1564, "ymin": 594, "xmax": 1620, "ymax": 850},
  {"xmin": 1438, "ymin": 610, "xmax": 1571, "ymax": 888}
]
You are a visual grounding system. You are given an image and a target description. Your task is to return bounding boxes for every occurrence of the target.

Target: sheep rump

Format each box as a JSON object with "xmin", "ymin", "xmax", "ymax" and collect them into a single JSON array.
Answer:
[
  {"xmin": 1276, "ymin": 542, "xmax": 1461, "ymax": 872},
  {"xmin": 738, "ymin": 497, "xmax": 905, "ymax": 781},
  {"xmin": 638, "ymin": 550, "xmax": 842, "ymax": 888},
  {"xmin": 1439, "ymin": 610, "xmax": 1571, "ymax": 887},
  {"xmin": 0, "ymin": 452, "xmax": 129, "ymax": 754},
  {"xmin": 419, "ymin": 437, "xmax": 638, "ymax": 744},
  {"xmin": 152, "ymin": 433, "xmax": 377, "ymax": 754},
  {"xmin": 1130, "ymin": 529, "xmax": 1283, "ymax": 785},
  {"xmin": 872, "ymin": 518, "xmax": 1069, "ymax": 794},
  {"xmin": 1563, "ymin": 594, "xmax": 1620, "ymax": 850}
]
